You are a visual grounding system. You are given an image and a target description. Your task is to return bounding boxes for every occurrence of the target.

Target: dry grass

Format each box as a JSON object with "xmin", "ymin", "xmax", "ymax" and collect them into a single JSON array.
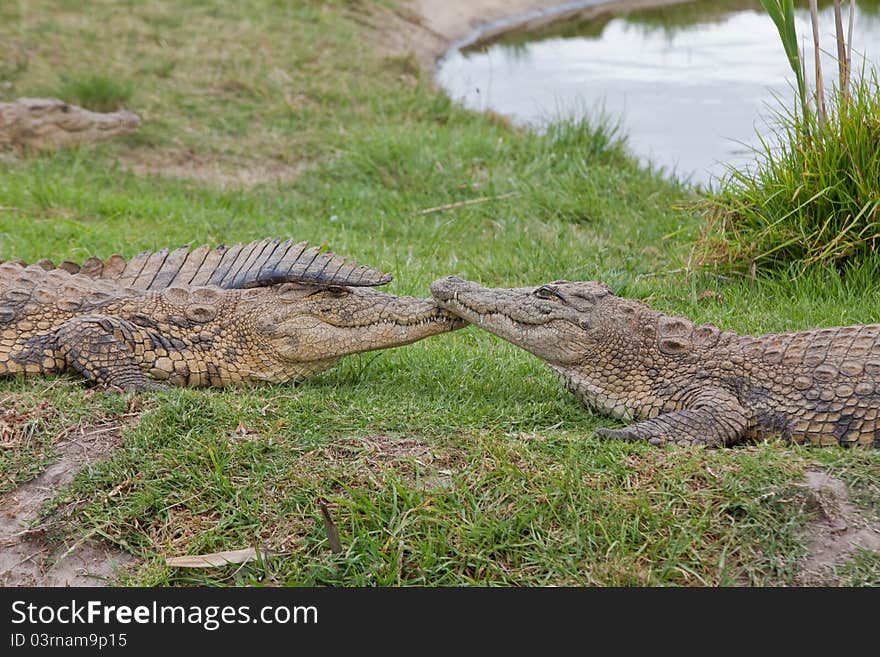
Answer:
[{"xmin": 2, "ymin": 0, "xmax": 390, "ymax": 187}]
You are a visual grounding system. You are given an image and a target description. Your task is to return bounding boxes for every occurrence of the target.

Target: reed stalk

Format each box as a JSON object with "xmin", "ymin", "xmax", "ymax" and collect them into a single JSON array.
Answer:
[{"xmin": 809, "ymin": 0, "xmax": 826, "ymax": 125}]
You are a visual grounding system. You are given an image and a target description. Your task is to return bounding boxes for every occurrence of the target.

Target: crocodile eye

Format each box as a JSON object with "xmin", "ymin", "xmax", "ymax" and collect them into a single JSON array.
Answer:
[
  {"xmin": 276, "ymin": 282, "xmax": 308, "ymax": 303},
  {"xmin": 303, "ymin": 285, "xmax": 349, "ymax": 299},
  {"xmin": 534, "ymin": 285, "xmax": 558, "ymax": 300}
]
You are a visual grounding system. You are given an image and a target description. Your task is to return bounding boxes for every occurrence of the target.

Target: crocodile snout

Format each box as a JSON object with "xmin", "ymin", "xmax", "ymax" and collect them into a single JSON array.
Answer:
[{"xmin": 430, "ymin": 276, "xmax": 472, "ymax": 302}]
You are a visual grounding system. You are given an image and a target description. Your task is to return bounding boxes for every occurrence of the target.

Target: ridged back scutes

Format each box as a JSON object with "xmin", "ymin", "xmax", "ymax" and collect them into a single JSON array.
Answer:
[
  {"xmin": 4, "ymin": 238, "xmax": 393, "ymax": 291},
  {"xmin": 0, "ymin": 261, "xmax": 134, "ymax": 324}
]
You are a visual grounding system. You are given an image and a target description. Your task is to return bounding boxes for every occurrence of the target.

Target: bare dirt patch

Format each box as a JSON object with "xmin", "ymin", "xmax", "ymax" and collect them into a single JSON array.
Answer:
[
  {"xmin": 0, "ymin": 420, "xmax": 132, "ymax": 586},
  {"xmin": 795, "ymin": 469, "xmax": 880, "ymax": 585},
  {"xmin": 124, "ymin": 146, "xmax": 308, "ymax": 191},
  {"xmin": 355, "ymin": 1, "xmax": 567, "ymax": 70}
]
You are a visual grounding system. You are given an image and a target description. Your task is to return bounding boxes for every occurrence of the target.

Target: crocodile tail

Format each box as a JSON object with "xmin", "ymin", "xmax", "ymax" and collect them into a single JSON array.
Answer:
[{"xmin": 56, "ymin": 239, "xmax": 393, "ymax": 290}]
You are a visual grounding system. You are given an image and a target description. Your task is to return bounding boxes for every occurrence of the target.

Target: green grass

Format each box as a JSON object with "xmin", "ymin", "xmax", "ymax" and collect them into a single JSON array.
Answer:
[
  {"xmin": 833, "ymin": 548, "xmax": 880, "ymax": 586},
  {"xmin": 1, "ymin": 0, "xmax": 878, "ymax": 586},
  {"xmin": 57, "ymin": 73, "xmax": 134, "ymax": 113}
]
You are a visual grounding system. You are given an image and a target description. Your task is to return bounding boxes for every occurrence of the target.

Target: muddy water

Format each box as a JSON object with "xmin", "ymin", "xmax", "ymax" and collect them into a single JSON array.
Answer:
[{"xmin": 437, "ymin": 0, "xmax": 880, "ymax": 187}]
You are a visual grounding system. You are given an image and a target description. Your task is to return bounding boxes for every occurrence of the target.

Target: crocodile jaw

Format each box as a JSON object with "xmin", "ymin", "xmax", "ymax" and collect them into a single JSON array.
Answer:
[
  {"xmin": 271, "ymin": 294, "xmax": 465, "ymax": 362},
  {"xmin": 430, "ymin": 276, "xmax": 588, "ymax": 364}
]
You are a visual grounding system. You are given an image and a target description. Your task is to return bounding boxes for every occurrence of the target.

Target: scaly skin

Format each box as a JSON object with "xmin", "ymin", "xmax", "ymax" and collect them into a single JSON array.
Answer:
[
  {"xmin": 0, "ymin": 241, "xmax": 461, "ymax": 390},
  {"xmin": 431, "ymin": 276, "xmax": 880, "ymax": 448},
  {"xmin": 0, "ymin": 98, "xmax": 139, "ymax": 150}
]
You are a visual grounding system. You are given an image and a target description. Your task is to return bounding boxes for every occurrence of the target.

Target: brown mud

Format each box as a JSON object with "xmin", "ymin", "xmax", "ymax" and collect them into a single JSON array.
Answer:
[
  {"xmin": 0, "ymin": 420, "xmax": 131, "ymax": 586},
  {"xmin": 796, "ymin": 469, "xmax": 880, "ymax": 585}
]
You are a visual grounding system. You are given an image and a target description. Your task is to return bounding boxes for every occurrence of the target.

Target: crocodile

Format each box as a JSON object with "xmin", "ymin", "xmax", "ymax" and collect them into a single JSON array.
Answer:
[
  {"xmin": 0, "ymin": 98, "xmax": 139, "ymax": 150},
  {"xmin": 431, "ymin": 276, "xmax": 880, "ymax": 448},
  {"xmin": 0, "ymin": 239, "xmax": 461, "ymax": 390}
]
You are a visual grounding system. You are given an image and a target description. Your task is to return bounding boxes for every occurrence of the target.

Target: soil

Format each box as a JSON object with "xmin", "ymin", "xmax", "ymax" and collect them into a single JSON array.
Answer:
[
  {"xmin": 0, "ymin": 420, "xmax": 131, "ymax": 586},
  {"xmin": 124, "ymin": 146, "xmax": 308, "ymax": 191},
  {"xmin": 795, "ymin": 469, "xmax": 880, "ymax": 585}
]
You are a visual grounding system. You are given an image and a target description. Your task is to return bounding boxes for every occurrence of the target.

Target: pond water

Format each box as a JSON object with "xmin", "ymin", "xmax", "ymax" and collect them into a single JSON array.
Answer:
[{"xmin": 437, "ymin": 0, "xmax": 880, "ymax": 187}]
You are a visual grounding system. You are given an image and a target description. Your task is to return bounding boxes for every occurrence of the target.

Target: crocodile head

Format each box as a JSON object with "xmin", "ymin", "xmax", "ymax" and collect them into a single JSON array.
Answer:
[
  {"xmin": 255, "ymin": 282, "xmax": 465, "ymax": 363},
  {"xmin": 430, "ymin": 276, "xmax": 617, "ymax": 365},
  {"xmin": 2, "ymin": 98, "xmax": 140, "ymax": 150}
]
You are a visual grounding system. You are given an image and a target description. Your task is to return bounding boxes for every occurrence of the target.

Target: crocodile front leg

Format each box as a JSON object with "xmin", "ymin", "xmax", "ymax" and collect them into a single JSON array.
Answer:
[
  {"xmin": 55, "ymin": 315, "xmax": 163, "ymax": 391},
  {"xmin": 595, "ymin": 389, "xmax": 751, "ymax": 447}
]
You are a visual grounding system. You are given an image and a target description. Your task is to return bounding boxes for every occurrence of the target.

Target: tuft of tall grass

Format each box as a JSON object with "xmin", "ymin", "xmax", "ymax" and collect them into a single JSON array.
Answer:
[
  {"xmin": 694, "ymin": 1, "xmax": 880, "ymax": 274},
  {"xmin": 695, "ymin": 74, "xmax": 880, "ymax": 272},
  {"xmin": 57, "ymin": 73, "xmax": 134, "ymax": 113}
]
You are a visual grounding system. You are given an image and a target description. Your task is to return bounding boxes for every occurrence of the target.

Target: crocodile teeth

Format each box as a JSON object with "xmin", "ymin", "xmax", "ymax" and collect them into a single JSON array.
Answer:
[{"xmin": 329, "ymin": 313, "xmax": 452, "ymax": 329}]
